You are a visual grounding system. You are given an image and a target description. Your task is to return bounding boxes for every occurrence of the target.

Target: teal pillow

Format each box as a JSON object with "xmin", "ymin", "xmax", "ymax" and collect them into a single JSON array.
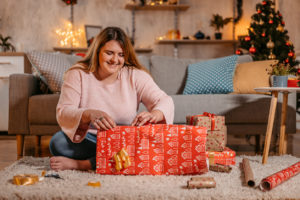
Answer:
[{"xmin": 183, "ymin": 55, "xmax": 238, "ymax": 94}]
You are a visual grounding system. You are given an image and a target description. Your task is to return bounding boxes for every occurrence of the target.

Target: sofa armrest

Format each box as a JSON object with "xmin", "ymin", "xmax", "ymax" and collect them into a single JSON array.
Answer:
[{"xmin": 8, "ymin": 73, "xmax": 40, "ymax": 135}]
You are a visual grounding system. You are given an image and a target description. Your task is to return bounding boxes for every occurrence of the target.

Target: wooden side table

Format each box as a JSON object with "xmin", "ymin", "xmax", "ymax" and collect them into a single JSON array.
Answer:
[{"xmin": 254, "ymin": 87, "xmax": 300, "ymax": 164}]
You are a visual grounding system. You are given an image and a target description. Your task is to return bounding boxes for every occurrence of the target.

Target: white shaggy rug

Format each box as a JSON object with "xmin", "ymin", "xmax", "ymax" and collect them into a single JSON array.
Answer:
[{"xmin": 0, "ymin": 155, "xmax": 299, "ymax": 200}]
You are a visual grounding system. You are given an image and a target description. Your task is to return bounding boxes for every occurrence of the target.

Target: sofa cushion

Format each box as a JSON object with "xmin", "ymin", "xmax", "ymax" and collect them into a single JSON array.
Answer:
[
  {"xmin": 137, "ymin": 55, "xmax": 150, "ymax": 72},
  {"xmin": 28, "ymin": 94, "xmax": 60, "ymax": 124},
  {"xmin": 27, "ymin": 51, "xmax": 81, "ymax": 93},
  {"xmin": 183, "ymin": 55, "xmax": 238, "ymax": 94},
  {"xmin": 233, "ymin": 60, "xmax": 276, "ymax": 94}
]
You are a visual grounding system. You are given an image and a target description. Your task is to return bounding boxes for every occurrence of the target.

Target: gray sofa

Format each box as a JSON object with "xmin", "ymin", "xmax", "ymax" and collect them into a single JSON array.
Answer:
[{"xmin": 9, "ymin": 54, "xmax": 296, "ymax": 158}]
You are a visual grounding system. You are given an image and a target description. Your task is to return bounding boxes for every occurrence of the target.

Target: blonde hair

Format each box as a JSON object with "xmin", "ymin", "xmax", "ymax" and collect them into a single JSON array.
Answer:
[{"xmin": 71, "ymin": 27, "xmax": 147, "ymax": 73}]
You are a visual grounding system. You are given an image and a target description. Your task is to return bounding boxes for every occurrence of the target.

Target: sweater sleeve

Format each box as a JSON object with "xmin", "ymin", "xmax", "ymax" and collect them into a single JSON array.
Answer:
[
  {"xmin": 134, "ymin": 69, "xmax": 174, "ymax": 124},
  {"xmin": 56, "ymin": 68, "xmax": 88, "ymax": 143}
]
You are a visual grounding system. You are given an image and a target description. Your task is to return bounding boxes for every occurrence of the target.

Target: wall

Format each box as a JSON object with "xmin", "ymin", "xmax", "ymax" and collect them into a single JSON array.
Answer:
[{"xmin": 0, "ymin": 0, "xmax": 299, "ymax": 59}]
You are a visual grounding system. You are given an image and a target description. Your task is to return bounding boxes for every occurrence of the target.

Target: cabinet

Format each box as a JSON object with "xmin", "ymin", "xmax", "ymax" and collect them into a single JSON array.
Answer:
[{"xmin": 0, "ymin": 52, "xmax": 30, "ymax": 131}]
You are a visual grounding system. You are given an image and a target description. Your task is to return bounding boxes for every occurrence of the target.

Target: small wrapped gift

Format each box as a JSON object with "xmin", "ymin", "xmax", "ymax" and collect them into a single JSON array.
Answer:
[
  {"xmin": 96, "ymin": 124, "xmax": 208, "ymax": 175},
  {"xmin": 186, "ymin": 112, "xmax": 225, "ymax": 131},
  {"xmin": 206, "ymin": 147, "xmax": 236, "ymax": 165},
  {"xmin": 206, "ymin": 127, "xmax": 227, "ymax": 152},
  {"xmin": 187, "ymin": 177, "xmax": 216, "ymax": 189}
]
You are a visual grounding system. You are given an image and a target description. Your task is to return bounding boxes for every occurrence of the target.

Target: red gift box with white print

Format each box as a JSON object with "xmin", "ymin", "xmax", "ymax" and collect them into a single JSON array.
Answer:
[
  {"xmin": 96, "ymin": 124, "xmax": 208, "ymax": 175},
  {"xmin": 206, "ymin": 147, "xmax": 236, "ymax": 165}
]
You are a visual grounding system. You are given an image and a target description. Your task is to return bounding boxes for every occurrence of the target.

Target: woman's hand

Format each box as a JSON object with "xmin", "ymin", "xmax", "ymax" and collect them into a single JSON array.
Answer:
[
  {"xmin": 82, "ymin": 109, "xmax": 116, "ymax": 130},
  {"xmin": 131, "ymin": 110, "xmax": 164, "ymax": 126}
]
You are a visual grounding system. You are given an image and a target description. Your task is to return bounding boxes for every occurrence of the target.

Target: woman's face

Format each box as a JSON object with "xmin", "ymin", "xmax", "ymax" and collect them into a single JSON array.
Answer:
[{"xmin": 98, "ymin": 40, "xmax": 125, "ymax": 79}]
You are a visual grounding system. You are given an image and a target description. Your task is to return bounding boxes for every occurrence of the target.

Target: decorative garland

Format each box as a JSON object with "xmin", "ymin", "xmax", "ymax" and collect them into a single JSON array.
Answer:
[
  {"xmin": 234, "ymin": 0, "xmax": 243, "ymax": 23},
  {"xmin": 62, "ymin": 0, "xmax": 77, "ymax": 5}
]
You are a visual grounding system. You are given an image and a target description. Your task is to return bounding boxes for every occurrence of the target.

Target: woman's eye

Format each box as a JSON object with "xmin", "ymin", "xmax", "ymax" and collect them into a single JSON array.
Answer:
[
  {"xmin": 106, "ymin": 51, "xmax": 112, "ymax": 55},
  {"xmin": 119, "ymin": 54, "xmax": 124, "ymax": 57}
]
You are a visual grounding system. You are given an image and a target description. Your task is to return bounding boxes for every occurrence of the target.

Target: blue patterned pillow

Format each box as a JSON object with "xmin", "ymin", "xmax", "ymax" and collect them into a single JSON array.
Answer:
[{"xmin": 183, "ymin": 55, "xmax": 238, "ymax": 94}]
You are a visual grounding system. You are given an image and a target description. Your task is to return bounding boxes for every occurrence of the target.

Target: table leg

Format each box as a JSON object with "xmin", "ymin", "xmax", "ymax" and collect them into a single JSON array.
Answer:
[
  {"xmin": 279, "ymin": 92, "xmax": 288, "ymax": 155},
  {"xmin": 262, "ymin": 91, "xmax": 278, "ymax": 164}
]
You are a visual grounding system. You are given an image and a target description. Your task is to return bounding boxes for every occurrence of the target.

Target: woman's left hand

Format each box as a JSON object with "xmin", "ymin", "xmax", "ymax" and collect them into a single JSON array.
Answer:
[{"xmin": 131, "ymin": 110, "xmax": 164, "ymax": 126}]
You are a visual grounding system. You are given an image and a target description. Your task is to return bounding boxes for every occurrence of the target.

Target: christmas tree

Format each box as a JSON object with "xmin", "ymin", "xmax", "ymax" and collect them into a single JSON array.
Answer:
[{"xmin": 237, "ymin": 0, "xmax": 298, "ymax": 71}]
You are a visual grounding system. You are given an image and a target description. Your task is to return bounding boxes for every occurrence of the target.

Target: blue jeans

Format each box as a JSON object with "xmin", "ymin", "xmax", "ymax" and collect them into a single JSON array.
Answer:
[{"xmin": 49, "ymin": 131, "xmax": 96, "ymax": 169}]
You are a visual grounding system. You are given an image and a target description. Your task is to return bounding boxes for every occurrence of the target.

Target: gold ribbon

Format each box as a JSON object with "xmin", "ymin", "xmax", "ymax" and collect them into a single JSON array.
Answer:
[
  {"xmin": 13, "ymin": 174, "xmax": 39, "ymax": 186},
  {"xmin": 87, "ymin": 181, "xmax": 101, "ymax": 187},
  {"xmin": 13, "ymin": 170, "xmax": 46, "ymax": 186},
  {"xmin": 113, "ymin": 148, "xmax": 131, "ymax": 171}
]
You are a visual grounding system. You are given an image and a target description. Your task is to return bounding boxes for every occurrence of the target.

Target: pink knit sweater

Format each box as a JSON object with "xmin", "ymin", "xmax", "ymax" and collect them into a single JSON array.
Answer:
[{"xmin": 56, "ymin": 66, "xmax": 174, "ymax": 143}]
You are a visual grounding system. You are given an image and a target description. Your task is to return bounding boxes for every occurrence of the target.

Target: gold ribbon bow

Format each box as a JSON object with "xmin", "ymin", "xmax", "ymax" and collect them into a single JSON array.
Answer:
[{"xmin": 113, "ymin": 148, "xmax": 131, "ymax": 171}]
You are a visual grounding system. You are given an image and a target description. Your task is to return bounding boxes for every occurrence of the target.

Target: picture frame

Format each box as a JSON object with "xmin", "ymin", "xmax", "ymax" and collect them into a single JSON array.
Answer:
[{"xmin": 84, "ymin": 25, "xmax": 102, "ymax": 47}]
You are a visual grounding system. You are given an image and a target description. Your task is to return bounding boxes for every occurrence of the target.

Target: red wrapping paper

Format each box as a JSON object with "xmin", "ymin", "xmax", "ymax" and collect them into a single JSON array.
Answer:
[
  {"xmin": 206, "ymin": 147, "xmax": 236, "ymax": 165},
  {"xmin": 96, "ymin": 124, "xmax": 208, "ymax": 175},
  {"xmin": 260, "ymin": 161, "xmax": 300, "ymax": 191}
]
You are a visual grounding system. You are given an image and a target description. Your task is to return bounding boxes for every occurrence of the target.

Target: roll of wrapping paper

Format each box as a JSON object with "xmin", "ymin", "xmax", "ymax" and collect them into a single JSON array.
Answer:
[
  {"xmin": 242, "ymin": 158, "xmax": 255, "ymax": 187},
  {"xmin": 209, "ymin": 164, "xmax": 232, "ymax": 173},
  {"xmin": 260, "ymin": 161, "xmax": 300, "ymax": 192},
  {"xmin": 187, "ymin": 177, "xmax": 216, "ymax": 189}
]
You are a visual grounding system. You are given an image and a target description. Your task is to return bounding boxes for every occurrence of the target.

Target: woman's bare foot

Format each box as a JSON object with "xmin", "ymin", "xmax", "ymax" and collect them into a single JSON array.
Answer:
[{"xmin": 50, "ymin": 156, "xmax": 92, "ymax": 171}]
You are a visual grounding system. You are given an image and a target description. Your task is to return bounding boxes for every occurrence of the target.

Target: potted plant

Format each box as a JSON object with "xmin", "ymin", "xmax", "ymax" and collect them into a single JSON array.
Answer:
[
  {"xmin": 268, "ymin": 62, "xmax": 291, "ymax": 87},
  {"xmin": 210, "ymin": 14, "xmax": 232, "ymax": 40},
  {"xmin": 0, "ymin": 34, "xmax": 16, "ymax": 52}
]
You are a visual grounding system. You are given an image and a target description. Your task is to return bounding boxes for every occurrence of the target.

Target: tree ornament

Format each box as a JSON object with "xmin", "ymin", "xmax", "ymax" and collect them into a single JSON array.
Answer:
[
  {"xmin": 245, "ymin": 36, "xmax": 251, "ymax": 41},
  {"xmin": 286, "ymin": 41, "xmax": 291, "ymax": 46},
  {"xmin": 259, "ymin": 19, "xmax": 264, "ymax": 25},
  {"xmin": 267, "ymin": 39, "xmax": 275, "ymax": 49},
  {"xmin": 257, "ymin": 9, "xmax": 262, "ymax": 14},
  {"xmin": 261, "ymin": 31, "xmax": 266, "ymax": 37},
  {"xmin": 235, "ymin": 49, "xmax": 242, "ymax": 55},
  {"xmin": 268, "ymin": 51, "xmax": 276, "ymax": 60},
  {"xmin": 269, "ymin": 19, "xmax": 273, "ymax": 24},
  {"xmin": 288, "ymin": 51, "xmax": 294, "ymax": 57},
  {"xmin": 281, "ymin": 21, "xmax": 285, "ymax": 25},
  {"xmin": 285, "ymin": 58, "xmax": 289, "ymax": 63},
  {"xmin": 276, "ymin": 25, "xmax": 284, "ymax": 32},
  {"xmin": 249, "ymin": 45, "xmax": 256, "ymax": 54},
  {"xmin": 262, "ymin": 1, "xmax": 267, "ymax": 5}
]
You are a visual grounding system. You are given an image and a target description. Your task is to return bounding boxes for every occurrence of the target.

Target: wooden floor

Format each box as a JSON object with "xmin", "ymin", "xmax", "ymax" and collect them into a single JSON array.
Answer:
[{"xmin": 1, "ymin": 131, "xmax": 300, "ymax": 171}]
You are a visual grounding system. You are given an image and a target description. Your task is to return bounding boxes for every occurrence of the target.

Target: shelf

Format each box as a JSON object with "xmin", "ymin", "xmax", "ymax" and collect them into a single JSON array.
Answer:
[
  {"xmin": 53, "ymin": 47, "xmax": 151, "ymax": 54},
  {"xmin": 125, "ymin": 3, "xmax": 189, "ymax": 11},
  {"xmin": 157, "ymin": 39, "xmax": 239, "ymax": 44},
  {"xmin": 53, "ymin": 47, "xmax": 88, "ymax": 54},
  {"xmin": 135, "ymin": 48, "xmax": 153, "ymax": 53}
]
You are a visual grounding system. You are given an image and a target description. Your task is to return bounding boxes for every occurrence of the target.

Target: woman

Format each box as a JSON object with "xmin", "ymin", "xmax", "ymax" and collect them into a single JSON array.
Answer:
[{"xmin": 49, "ymin": 27, "xmax": 174, "ymax": 171}]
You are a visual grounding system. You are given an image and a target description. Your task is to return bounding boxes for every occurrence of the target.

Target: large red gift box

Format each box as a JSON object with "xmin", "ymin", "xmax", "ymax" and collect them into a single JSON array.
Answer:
[
  {"xmin": 96, "ymin": 124, "xmax": 208, "ymax": 175},
  {"xmin": 206, "ymin": 147, "xmax": 236, "ymax": 165}
]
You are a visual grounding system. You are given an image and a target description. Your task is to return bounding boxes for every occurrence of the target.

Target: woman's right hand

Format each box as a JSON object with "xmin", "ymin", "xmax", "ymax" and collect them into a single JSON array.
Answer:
[{"xmin": 82, "ymin": 109, "xmax": 116, "ymax": 130}]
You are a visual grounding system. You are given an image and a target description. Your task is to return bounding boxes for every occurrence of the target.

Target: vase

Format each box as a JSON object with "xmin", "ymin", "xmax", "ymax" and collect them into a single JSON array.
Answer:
[
  {"xmin": 214, "ymin": 32, "xmax": 222, "ymax": 40},
  {"xmin": 272, "ymin": 75, "xmax": 288, "ymax": 87}
]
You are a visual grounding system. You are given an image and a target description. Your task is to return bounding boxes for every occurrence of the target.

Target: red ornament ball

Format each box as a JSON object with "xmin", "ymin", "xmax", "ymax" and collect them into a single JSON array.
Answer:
[
  {"xmin": 262, "ymin": 1, "xmax": 267, "ymax": 5},
  {"xmin": 257, "ymin": 9, "xmax": 262, "ymax": 14},
  {"xmin": 245, "ymin": 36, "xmax": 251, "ymax": 41},
  {"xmin": 281, "ymin": 21, "xmax": 285, "ymax": 25},
  {"xmin": 269, "ymin": 20, "xmax": 273, "ymax": 24},
  {"xmin": 261, "ymin": 33, "xmax": 266, "ymax": 37},
  {"xmin": 285, "ymin": 58, "xmax": 290, "ymax": 63},
  {"xmin": 286, "ymin": 42, "xmax": 290, "ymax": 46},
  {"xmin": 249, "ymin": 46, "xmax": 256, "ymax": 54},
  {"xmin": 235, "ymin": 49, "xmax": 242, "ymax": 55},
  {"xmin": 288, "ymin": 51, "xmax": 294, "ymax": 57}
]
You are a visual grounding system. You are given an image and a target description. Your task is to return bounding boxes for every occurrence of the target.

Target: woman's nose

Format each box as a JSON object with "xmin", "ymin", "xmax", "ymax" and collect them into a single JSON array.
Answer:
[{"xmin": 111, "ymin": 54, "xmax": 118, "ymax": 63}]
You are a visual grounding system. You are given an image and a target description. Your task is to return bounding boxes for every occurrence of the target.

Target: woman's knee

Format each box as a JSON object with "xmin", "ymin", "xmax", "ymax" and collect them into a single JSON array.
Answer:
[{"xmin": 49, "ymin": 131, "xmax": 69, "ymax": 156}]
